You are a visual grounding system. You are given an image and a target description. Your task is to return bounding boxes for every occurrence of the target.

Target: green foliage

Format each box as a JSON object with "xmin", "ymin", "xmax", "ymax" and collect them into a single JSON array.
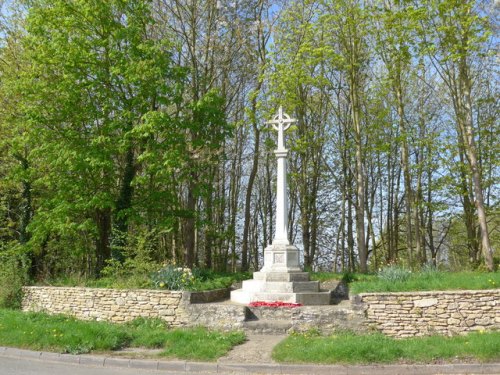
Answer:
[
  {"xmin": 189, "ymin": 269, "xmax": 251, "ymax": 291},
  {"xmin": 124, "ymin": 317, "xmax": 172, "ymax": 349},
  {"xmin": 341, "ymin": 272, "xmax": 358, "ymax": 283},
  {"xmin": 151, "ymin": 264, "xmax": 195, "ymax": 291},
  {"xmin": 0, "ymin": 0, "xmax": 192, "ymax": 277},
  {"xmin": 160, "ymin": 327, "xmax": 245, "ymax": 361},
  {"xmin": 377, "ymin": 265, "xmax": 412, "ymax": 283},
  {"xmin": 150, "ymin": 265, "xmax": 249, "ymax": 292},
  {"xmin": 90, "ymin": 257, "xmax": 159, "ymax": 289},
  {"xmin": 310, "ymin": 272, "xmax": 371, "ymax": 283},
  {"xmin": 311, "ymin": 270, "xmax": 499, "ymax": 294},
  {"xmin": 0, "ymin": 247, "xmax": 29, "ymax": 309},
  {"xmin": 0, "ymin": 309, "xmax": 131, "ymax": 354},
  {"xmin": 273, "ymin": 331, "xmax": 500, "ymax": 364},
  {"xmin": 350, "ymin": 271, "xmax": 500, "ymax": 294},
  {"xmin": 42, "ymin": 265, "xmax": 250, "ymax": 292},
  {"xmin": 0, "ymin": 309, "xmax": 245, "ymax": 360}
]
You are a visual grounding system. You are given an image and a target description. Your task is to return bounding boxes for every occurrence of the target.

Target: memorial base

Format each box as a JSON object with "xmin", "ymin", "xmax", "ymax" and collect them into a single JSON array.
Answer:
[{"xmin": 230, "ymin": 244, "xmax": 331, "ymax": 305}]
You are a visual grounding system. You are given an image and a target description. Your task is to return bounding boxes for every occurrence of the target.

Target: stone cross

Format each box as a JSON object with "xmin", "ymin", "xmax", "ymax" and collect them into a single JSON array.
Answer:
[
  {"xmin": 267, "ymin": 106, "xmax": 296, "ymax": 246},
  {"xmin": 267, "ymin": 106, "xmax": 297, "ymax": 151}
]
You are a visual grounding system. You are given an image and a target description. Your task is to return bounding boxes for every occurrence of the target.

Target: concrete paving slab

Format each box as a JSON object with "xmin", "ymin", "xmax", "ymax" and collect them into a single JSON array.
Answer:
[{"xmin": 218, "ymin": 334, "xmax": 286, "ymax": 363}]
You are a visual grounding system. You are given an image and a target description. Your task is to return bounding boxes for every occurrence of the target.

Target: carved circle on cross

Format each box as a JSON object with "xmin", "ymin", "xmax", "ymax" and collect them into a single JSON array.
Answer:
[{"xmin": 268, "ymin": 106, "xmax": 296, "ymax": 131}]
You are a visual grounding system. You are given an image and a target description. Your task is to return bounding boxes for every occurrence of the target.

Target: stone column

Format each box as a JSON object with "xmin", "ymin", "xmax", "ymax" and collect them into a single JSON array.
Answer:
[
  {"xmin": 261, "ymin": 106, "xmax": 300, "ymax": 272},
  {"xmin": 273, "ymin": 149, "xmax": 289, "ymax": 246}
]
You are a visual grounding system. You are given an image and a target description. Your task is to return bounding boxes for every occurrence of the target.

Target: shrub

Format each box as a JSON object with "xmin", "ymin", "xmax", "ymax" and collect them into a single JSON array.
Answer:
[
  {"xmin": 0, "ymin": 247, "xmax": 30, "ymax": 309},
  {"xmin": 342, "ymin": 272, "xmax": 357, "ymax": 283},
  {"xmin": 94, "ymin": 253, "xmax": 160, "ymax": 289},
  {"xmin": 377, "ymin": 265, "xmax": 411, "ymax": 283},
  {"xmin": 151, "ymin": 264, "xmax": 194, "ymax": 290}
]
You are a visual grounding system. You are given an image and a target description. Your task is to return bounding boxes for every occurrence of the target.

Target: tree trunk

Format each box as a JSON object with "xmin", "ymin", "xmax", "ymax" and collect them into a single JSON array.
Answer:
[
  {"xmin": 183, "ymin": 175, "xmax": 197, "ymax": 268},
  {"xmin": 350, "ymin": 77, "xmax": 367, "ymax": 273},
  {"xmin": 95, "ymin": 208, "xmax": 112, "ymax": 275},
  {"xmin": 241, "ymin": 123, "xmax": 260, "ymax": 271},
  {"xmin": 113, "ymin": 147, "xmax": 136, "ymax": 261},
  {"xmin": 395, "ymin": 82, "xmax": 414, "ymax": 268},
  {"xmin": 459, "ymin": 54, "xmax": 494, "ymax": 271}
]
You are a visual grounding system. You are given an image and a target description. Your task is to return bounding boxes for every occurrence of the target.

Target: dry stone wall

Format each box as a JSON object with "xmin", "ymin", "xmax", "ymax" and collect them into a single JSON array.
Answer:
[
  {"xmin": 22, "ymin": 287, "xmax": 189, "ymax": 326},
  {"xmin": 355, "ymin": 289, "xmax": 499, "ymax": 338},
  {"xmin": 22, "ymin": 287, "xmax": 499, "ymax": 338}
]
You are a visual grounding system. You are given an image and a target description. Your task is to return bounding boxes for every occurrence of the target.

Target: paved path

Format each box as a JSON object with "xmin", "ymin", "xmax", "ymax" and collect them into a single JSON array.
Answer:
[
  {"xmin": 218, "ymin": 334, "xmax": 287, "ymax": 364},
  {"xmin": 1, "ymin": 344, "xmax": 500, "ymax": 375}
]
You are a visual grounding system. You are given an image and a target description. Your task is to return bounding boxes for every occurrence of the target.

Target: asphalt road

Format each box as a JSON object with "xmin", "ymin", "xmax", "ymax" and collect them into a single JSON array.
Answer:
[{"xmin": 2, "ymin": 348, "xmax": 500, "ymax": 375}]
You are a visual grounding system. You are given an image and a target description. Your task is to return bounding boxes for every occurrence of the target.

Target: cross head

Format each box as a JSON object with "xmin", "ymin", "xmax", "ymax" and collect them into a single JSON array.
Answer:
[{"xmin": 267, "ymin": 106, "xmax": 297, "ymax": 150}]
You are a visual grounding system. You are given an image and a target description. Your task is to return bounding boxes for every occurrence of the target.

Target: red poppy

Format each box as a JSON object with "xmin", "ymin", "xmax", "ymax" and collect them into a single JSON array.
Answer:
[{"xmin": 248, "ymin": 301, "xmax": 303, "ymax": 308}]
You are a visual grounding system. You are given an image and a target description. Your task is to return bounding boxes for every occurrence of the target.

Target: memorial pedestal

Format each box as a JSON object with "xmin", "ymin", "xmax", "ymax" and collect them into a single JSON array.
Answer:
[{"xmin": 230, "ymin": 244, "xmax": 331, "ymax": 306}]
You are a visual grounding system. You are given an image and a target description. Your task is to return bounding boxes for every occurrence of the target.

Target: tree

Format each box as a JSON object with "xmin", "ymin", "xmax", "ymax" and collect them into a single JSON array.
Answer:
[
  {"xmin": 4, "ymin": 0, "xmax": 185, "ymax": 275},
  {"xmin": 421, "ymin": 0, "xmax": 495, "ymax": 270}
]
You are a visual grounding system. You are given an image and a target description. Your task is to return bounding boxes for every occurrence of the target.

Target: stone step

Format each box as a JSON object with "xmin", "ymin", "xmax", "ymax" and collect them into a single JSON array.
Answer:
[
  {"xmin": 241, "ymin": 319, "xmax": 292, "ymax": 334},
  {"xmin": 296, "ymin": 291, "xmax": 332, "ymax": 305},
  {"xmin": 240, "ymin": 280, "xmax": 321, "ymax": 293},
  {"xmin": 253, "ymin": 271, "xmax": 310, "ymax": 282},
  {"xmin": 245, "ymin": 306, "xmax": 295, "ymax": 321},
  {"xmin": 232, "ymin": 290, "xmax": 331, "ymax": 305}
]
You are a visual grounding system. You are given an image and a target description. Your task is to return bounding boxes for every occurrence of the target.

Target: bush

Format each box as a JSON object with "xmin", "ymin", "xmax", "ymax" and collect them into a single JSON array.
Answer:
[
  {"xmin": 151, "ymin": 264, "xmax": 194, "ymax": 290},
  {"xmin": 377, "ymin": 265, "xmax": 411, "ymax": 283},
  {"xmin": 94, "ymin": 256, "xmax": 159, "ymax": 289},
  {"xmin": 0, "ymin": 247, "xmax": 30, "ymax": 309}
]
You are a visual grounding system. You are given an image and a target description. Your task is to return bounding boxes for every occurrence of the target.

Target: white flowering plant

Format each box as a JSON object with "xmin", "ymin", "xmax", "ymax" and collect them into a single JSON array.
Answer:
[
  {"xmin": 377, "ymin": 264, "xmax": 411, "ymax": 283},
  {"xmin": 151, "ymin": 263, "xmax": 195, "ymax": 290}
]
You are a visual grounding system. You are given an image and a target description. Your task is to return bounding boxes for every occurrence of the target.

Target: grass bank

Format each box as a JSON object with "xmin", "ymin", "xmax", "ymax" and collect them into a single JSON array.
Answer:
[
  {"xmin": 273, "ymin": 331, "xmax": 500, "ymax": 364},
  {"xmin": 42, "ymin": 270, "xmax": 251, "ymax": 292},
  {"xmin": 311, "ymin": 271, "xmax": 499, "ymax": 294},
  {"xmin": 0, "ymin": 309, "xmax": 245, "ymax": 361}
]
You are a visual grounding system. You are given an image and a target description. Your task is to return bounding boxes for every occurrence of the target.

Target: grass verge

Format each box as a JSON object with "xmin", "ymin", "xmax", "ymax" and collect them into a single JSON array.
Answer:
[
  {"xmin": 350, "ymin": 271, "xmax": 499, "ymax": 294},
  {"xmin": 42, "ymin": 270, "xmax": 251, "ymax": 292},
  {"xmin": 272, "ymin": 331, "xmax": 500, "ymax": 364},
  {"xmin": 0, "ymin": 309, "xmax": 245, "ymax": 361},
  {"xmin": 311, "ymin": 271, "xmax": 499, "ymax": 294}
]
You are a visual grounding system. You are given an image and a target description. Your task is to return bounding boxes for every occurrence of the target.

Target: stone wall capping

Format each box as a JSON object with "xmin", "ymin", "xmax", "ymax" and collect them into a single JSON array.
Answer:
[{"xmin": 357, "ymin": 289, "xmax": 499, "ymax": 297}]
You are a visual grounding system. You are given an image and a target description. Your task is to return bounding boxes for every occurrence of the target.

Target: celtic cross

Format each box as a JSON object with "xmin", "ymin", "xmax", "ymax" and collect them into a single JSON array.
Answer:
[{"xmin": 267, "ymin": 106, "xmax": 297, "ymax": 150}]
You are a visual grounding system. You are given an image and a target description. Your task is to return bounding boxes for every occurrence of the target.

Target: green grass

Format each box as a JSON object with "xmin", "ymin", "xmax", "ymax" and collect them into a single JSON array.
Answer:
[
  {"xmin": 350, "ymin": 271, "xmax": 499, "ymax": 294},
  {"xmin": 0, "ymin": 309, "xmax": 245, "ymax": 361},
  {"xmin": 311, "ymin": 272, "xmax": 375, "ymax": 283},
  {"xmin": 272, "ymin": 331, "xmax": 500, "ymax": 364},
  {"xmin": 311, "ymin": 271, "xmax": 499, "ymax": 294},
  {"xmin": 42, "ymin": 270, "xmax": 251, "ymax": 292},
  {"xmin": 160, "ymin": 327, "xmax": 245, "ymax": 360}
]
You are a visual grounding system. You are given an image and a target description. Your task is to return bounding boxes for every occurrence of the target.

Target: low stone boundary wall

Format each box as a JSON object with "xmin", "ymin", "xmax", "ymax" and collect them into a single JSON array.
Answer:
[
  {"xmin": 22, "ymin": 287, "xmax": 189, "ymax": 326},
  {"xmin": 22, "ymin": 286, "xmax": 499, "ymax": 338},
  {"xmin": 354, "ymin": 289, "xmax": 499, "ymax": 337}
]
